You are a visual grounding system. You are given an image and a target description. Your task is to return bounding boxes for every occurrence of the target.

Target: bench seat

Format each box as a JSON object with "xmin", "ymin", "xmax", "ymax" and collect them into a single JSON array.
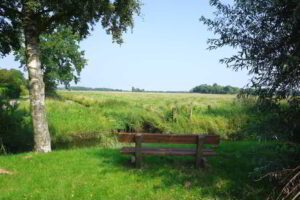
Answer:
[
  {"xmin": 118, "ymin": 133, "xmax": 220, "ymax": 168},
  {"xmin": 121, "ymin": 147, "xmax": 217, "ymax": 156}
]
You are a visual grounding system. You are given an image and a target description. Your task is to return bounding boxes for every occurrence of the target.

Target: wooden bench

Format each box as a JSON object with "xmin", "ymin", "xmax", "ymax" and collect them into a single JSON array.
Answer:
[{"xmin": 118, "ymin": 133, "xmax": 220, "ymax": 168}]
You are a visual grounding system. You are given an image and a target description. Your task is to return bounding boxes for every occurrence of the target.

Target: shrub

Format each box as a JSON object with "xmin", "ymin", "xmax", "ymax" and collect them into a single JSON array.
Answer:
[
  {"xmin": 0, "ymin": 95, "xmax": 33, "ymax": 153},
  {"xmin": 0, "ymin": 68, "xmax": 27, "ymax": 99}
]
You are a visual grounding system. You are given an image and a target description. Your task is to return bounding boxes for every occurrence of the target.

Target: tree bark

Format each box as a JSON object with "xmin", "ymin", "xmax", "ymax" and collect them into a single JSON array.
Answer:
[{"xmin": 23, "ymin": 5, "xmax": 51, "ymax": 152}]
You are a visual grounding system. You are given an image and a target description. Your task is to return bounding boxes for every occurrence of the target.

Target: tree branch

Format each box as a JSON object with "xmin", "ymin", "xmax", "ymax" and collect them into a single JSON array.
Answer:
[{"xmin": 0, "ymin": 3, "xmax": 22, "ymax": 17}]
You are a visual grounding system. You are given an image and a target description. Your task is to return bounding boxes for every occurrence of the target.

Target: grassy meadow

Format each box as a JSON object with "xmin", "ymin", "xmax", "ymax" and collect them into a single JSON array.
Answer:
[
  {"xmin": 47, "ymin": 92, "xmax": 255, "ymax": 146},
  {"xmin": 1, "ymin": 91, "xmax": 299, "ymax": 200},
  {"xmin": 3, "ymin": 91, "xmax": 279, "ymax": 151}
]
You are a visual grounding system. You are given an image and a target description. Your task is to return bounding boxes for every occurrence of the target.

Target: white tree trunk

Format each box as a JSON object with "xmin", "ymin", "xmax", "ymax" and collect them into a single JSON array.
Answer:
[{"xmin": 24, "ymin": 22, "xmax": 51, "ymax": 153}]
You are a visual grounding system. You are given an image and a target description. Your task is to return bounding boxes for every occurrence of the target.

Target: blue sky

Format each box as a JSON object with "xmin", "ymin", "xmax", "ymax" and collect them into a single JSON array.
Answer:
[{"xmin": 0, "ymin": 0, "xmax": 250, "ymax": 91}]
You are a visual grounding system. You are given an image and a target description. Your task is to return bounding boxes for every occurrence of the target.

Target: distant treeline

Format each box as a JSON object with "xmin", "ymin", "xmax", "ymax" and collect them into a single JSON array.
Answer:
[
  {"xmin": 61, "ymin": 86, "xmax": 188, "ymax": 93},
  {"xmin": 131, "ymin": 87, "xmax": 144, "ymax": 92},
  {"xmin": 60, "ymin": 86, "xmax": 124, "ymax": 92},
  {"xmin": 191, "ymin": 83, "xmax": 240, "ymax": 94},
  {"xmin": 60, "ymin": 84, "xmax": 241, "ymax": 94},
  {"xmin": 131, "ymin": 87, "xmax": 188, "ymax": 93}
]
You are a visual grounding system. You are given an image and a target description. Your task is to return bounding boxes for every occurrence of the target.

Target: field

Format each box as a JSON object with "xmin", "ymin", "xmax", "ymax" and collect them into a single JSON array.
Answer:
[
  {"xmin": 3, "ymin": 91, "xmax": 280, "ymax": 152},
  {"xmin": 53, "ymin": 92, "xmax": 246, "ymax": 137},
  {"xmin": 1, "ymin": 91, "xmax": 297, "ymax": 200},
  {"xmin": 11, "ymin": 91, "xmax": 263, "ymax": 151}
]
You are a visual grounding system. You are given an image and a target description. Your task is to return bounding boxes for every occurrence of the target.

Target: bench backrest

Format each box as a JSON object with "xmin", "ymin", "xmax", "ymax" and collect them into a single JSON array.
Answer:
[{"xmin": 118, "ymin": 133, "xmax": 220, "ymax": 145}]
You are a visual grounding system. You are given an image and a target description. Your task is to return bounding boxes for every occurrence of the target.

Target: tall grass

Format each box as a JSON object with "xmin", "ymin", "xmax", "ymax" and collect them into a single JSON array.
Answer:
[
  {"xmin": 55, "ymin": 92, "xmax": 248, "ymax": 135},
  {"xmin": 44, "ymin": 92, "xmax": 257, "ymax": 145},
  {"xmin": 9, "ymin": 91, "xmax": 278, "ymax": 151}
]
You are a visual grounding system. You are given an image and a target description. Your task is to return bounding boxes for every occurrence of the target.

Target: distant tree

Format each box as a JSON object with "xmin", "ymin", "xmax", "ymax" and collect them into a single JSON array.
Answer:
[
  {"xmin": 67, "ymin": 86, "xmax": 123, "ymax": 92},
  {"xmin": 0, "ymin": 69, "xmax": 27, "ymax": 99},
  {"xmin": 0, "ymin": 0, "xmax": 140, "ymax": 152},
  {"xmin": 132, "ymin": 87, "xmax": 145, "ymax": 92},
  {"xmin": 15, "ymin": 27, "xmax": 86, "ymax": 96},
  {"xmin": 191, "ymin": 83, "xmax": 240, "ymax": 94},
  {"xmin": 200, "ymin": 0, "xmax": 300, "ymax": 101}
]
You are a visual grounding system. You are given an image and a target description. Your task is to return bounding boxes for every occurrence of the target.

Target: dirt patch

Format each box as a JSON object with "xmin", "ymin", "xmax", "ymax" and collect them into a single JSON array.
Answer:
[
  {"xmin": 23, "ymin": 155, "xmax": 33, "ymax": 160},
  {"xmin": 184, "ymin": 181, "xmax": 192, "ymax": 189},
  {"xmin": 0, "ymin": 168, "xmax": 13, "ymax": 175}
]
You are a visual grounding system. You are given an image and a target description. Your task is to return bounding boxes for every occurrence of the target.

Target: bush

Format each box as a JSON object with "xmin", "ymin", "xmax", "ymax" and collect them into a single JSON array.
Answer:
[
  {"xmin": 0, "ymin": 73, "xmax": 32, "ymax": 153},
  {"xmin": 0, "ymin": 105, "xmax": 33, "ymax": 153},
  {"xmin": 0, "ymin": 68, "xmax": 27, "ymax": 99}
]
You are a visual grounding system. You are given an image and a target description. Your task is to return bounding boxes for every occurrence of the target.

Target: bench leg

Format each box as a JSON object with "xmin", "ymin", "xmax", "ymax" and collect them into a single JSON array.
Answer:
[
  {"xmin": 130, "ymin": 155, "xmax": 135, "ymax": 164},
  {"xmin": 195, "ymin": 157, "xmax": 205, "ymax": 168},
  {"xmin": 135, "ymin": 134, "xmax": 143, "ymax": 168},
  {"xmin": 195, "ymin": 135, "xmax": 205, "ymax": 169},
  {"xmin": 135, "ymin": 154, "xmax": 142, "ymax": 168}
]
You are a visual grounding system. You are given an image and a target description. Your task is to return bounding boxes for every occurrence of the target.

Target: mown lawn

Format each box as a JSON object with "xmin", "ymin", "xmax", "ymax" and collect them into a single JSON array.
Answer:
[{"xmin": 0, "ymin": 141, "xmax": 279, "ymax": 200}]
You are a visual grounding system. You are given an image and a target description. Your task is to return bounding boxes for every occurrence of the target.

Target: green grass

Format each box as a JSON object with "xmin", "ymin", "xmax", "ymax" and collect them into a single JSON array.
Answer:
[
  {"xmin": 46, "ymin": 92, "xmax": 254, "ymax": 145},
  {"xmin": 0, "ymin": 141, "xmax": 278, "ymax": 200},
  {"xmin": 49, "ymin": 92, "xmax": 241, "ymax": 136},
  {"xmin": 2, "ymin": 91, "xmax": 287, "ymax": 153},
  {"xmin": 4, "ymin": 91, "xmax": 280, "ymax": 151},
  {"xmin": 2, "ymin": 92, "xmax": 298, "ymax": 199}
]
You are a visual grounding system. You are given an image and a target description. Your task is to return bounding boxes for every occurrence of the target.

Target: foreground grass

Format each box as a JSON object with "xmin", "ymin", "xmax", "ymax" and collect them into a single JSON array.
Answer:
[{"xmin": 0, "ymin": 141, "xmax": 279, "ymax": 200}]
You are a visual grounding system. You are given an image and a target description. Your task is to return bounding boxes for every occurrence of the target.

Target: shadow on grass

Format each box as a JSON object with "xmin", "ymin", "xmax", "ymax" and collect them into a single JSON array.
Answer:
[
  {"xmin": 0, "ymin": 106, "xmax": 33, "ymax": 153},
  {"xmin": 88, "ymin": 142, "xmax": 272, "ymax": 200},
  {"xmin": 0, "ymin": 105, "xmax": 103, "ymax": 153}
]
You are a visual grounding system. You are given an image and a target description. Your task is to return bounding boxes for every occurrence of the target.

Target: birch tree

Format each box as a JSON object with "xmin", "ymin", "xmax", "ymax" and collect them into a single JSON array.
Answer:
[{"xmin": 0, "ymin": 0, "xmax": 140, "ymax": 152}]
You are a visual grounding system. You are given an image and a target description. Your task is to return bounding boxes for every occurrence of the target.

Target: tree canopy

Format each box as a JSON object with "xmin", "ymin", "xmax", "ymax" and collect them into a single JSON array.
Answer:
[
  {"xmin": 0, "ymin": 0, "xmax": 141, "ymax": 56},
  {"xmin": 200, "ymin": 0, "xmax": 300, "ymax": 101},
  {"xmin": 191, "ymin": 83, "xmax": 240, "ymax": 94},
  {"xmin": 15, "ymin": 26, "xmax": 86, "ymax": 96},
  {"xmin": 0, "ymin": 0, "xmax": 141, "ymax": 152}
]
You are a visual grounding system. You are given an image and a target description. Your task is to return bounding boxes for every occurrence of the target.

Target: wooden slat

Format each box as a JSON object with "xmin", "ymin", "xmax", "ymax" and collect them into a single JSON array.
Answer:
[
  {"xmin": 120, "ymin": 147, "xmax": 217, "ymax": 156},
  {"xmin": 118, "ymin": 133, "xmax": 220, "ymax": 144}
]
